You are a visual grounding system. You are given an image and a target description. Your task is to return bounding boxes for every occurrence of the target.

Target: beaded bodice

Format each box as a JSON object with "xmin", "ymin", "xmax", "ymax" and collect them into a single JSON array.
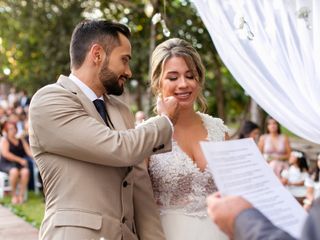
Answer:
[{"xmin": 149, "ymin": 112, "xmax": 228, "ymax": 217}]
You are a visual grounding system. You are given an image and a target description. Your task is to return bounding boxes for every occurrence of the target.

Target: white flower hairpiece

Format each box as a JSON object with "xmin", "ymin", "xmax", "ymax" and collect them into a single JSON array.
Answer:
[{"xmin": 292, "ymin": 151, "xmax": 303, "ymax": 158}]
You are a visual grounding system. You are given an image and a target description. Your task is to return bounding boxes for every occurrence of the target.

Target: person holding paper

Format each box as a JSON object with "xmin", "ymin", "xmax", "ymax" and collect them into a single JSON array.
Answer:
[
  {"xmin": 206, "ymin": 193, "xmax": 320, "ymax": 240},
  {"xmin": 147, "ymin": 38, "xmax": 229, "ymax": 240}
]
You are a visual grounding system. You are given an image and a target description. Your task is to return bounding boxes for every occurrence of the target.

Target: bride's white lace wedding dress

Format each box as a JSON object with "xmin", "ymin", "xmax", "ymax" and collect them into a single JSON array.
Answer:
[{"xmin": 149, "ymin": 112, "xmax": 229, "ymax": 240}]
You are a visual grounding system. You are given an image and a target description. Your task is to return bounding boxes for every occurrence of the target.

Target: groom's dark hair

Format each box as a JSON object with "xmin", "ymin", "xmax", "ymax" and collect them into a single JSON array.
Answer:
[{"xmin": 69, "ymin": 19, "xmax": 131, "ymax": 70}]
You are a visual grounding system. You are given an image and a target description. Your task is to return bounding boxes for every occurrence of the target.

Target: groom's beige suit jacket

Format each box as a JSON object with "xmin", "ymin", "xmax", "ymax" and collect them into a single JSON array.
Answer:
[{"xmin": 29, "ymin": 75, "xmax": 171, "ymax": 240}]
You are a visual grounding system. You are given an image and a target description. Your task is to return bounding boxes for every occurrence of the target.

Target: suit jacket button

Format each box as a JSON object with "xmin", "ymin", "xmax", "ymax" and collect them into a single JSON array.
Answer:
[
  {"xmin": 159, "ymin": 144, "xmax": 165, "ymax": 149},
  {"xmin": 123, "ymin": 181, "xmax": 128, "ymax": 187},
  {"xmin": 152, "ymin": 147, "xmax": 157, "ymax": 152},
  {"xmin": 122, "ymin": 217, "xmax": 126, "ymax": 223}
]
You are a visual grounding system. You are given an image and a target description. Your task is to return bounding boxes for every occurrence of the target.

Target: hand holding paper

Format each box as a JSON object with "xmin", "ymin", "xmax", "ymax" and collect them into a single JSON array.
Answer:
[{"xmin": 201, "ymin": 138, "xmax": 307, "ymax": 238}]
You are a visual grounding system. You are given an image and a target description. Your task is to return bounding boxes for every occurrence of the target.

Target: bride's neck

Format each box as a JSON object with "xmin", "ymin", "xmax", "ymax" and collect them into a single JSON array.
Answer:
[{"xmin": 176, "ymin": 108, "xmax": 199, "ymax": 126}]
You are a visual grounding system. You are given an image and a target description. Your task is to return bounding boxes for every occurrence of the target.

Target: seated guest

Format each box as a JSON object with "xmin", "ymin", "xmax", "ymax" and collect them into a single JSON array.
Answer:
[
  {"xmin": 304, "ymin": 152, "xmax": 320, "ymax": 210},
  {"xmin": 238, "ymin": 120, "xmax": 260, "ymax": 142},
  {"xmin": 281, "ymin": 150, "xmax": 309, "ymax": 205},
  {"xmin": 258, "ymin": 116, "xmax": 291, "ymax": 178},
  {"xmin": 0, "ymin": 121, "xmax": 31, "ymax": 204}
]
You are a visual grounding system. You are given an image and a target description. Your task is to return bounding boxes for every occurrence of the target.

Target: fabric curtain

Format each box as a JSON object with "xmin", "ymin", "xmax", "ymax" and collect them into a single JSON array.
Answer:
[{"xmin": 192, "ymin": 0, "xmax": 320, "ymax": 144}]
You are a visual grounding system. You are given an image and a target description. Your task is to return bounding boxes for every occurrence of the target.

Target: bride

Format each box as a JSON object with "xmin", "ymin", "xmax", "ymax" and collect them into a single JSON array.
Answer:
[{"xmin": 148, "ymin": 38, "xmax": 229, "ymax": 240}]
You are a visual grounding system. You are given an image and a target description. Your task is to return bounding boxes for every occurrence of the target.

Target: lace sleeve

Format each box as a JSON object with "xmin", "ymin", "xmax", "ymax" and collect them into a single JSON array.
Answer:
[{"xmin": 198, "ymin": 112, "xmax": 229, "ymax": 141}]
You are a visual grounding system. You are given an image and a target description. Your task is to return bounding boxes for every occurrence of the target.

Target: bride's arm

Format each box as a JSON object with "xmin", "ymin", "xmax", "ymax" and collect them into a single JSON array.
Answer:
[{"xmin": 224, "ymin": 132, "xmax": 230, "ymax": 140}]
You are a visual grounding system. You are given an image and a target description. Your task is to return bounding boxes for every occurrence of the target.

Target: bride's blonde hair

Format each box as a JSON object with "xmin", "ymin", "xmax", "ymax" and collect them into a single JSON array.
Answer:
[{"xmin": 150, "ymin": 38, "xmax": 207, "ymax": 112}]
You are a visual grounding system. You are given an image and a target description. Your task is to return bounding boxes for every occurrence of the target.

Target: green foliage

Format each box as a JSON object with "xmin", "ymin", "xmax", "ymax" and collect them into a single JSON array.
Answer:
[
  {"xmin": 0, "ymin": 191, "xmax": 45, "ymax": 229},
  {"xmin": 281, "ymin": 126, "xmax": 298, "ymax": 138},
  {"xmin": 0, "ymin": 0, "xmax": 249, "ymax": 122},
  {"xmin": 0, "ymin": 0, "xmax": 84, "ymax": 93}
]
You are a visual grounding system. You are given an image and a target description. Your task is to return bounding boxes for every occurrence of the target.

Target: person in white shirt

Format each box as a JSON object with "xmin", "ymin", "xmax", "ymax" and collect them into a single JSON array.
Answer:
[
  {"xmin": 281, "ymin": 150, "xmax": 309, "ymax": 204},
  {"xmin": 304, "ymin": 153, "xmax": 320, "ymax": 210}
]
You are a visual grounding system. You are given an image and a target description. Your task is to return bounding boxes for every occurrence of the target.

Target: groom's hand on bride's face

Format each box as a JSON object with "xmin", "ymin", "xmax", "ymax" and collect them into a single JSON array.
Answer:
[
  {"xmin": 157, "ymin": 96, "xmax": 179, "ymax": 125},
  {"xmin": 206, "ymin": 193, "xmax": 252, "ymax": 238}
]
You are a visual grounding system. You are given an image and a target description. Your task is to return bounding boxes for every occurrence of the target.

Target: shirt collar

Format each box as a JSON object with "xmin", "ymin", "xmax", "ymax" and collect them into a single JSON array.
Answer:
[{"xmin": 69, "ymin": 74, "xmax": 103, "ymax": 101}]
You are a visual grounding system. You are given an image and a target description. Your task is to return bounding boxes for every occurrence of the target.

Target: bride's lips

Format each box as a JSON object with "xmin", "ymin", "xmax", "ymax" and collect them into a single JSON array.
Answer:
[{"xmin": 174, "ymin": 92, "xmax": 192, "ymax": 100}]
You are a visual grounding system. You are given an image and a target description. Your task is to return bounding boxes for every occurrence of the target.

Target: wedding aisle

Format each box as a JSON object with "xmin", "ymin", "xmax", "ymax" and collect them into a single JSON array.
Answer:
[{"xmin": 0, "ymin": 205, "xmax": 38, "ymax": 240}]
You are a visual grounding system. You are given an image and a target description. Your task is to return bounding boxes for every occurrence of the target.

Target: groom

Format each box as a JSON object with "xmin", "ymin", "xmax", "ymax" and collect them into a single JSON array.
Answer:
[{"xmin": 29, "ymin": 20, "xmax": 178, "ymax": 240}]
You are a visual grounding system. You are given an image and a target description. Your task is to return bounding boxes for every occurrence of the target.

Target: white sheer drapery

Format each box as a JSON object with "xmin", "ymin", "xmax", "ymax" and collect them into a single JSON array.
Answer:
[{"xmin": 192, "ymin": 0, "xmax": 320, "ymax": 144}]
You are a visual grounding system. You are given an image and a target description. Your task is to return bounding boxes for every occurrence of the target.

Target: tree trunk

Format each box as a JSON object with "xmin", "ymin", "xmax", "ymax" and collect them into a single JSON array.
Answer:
[
  {"xmin": 250, "ymin": 98, "xmax": 264, "ymax": 128},
  {"xmin": 147, "ymin": 0, "xmax": 159, "ymax": 114},
  {"xmin": 212, "ymin": 54, "xmax": 225, "ymax": 121}
]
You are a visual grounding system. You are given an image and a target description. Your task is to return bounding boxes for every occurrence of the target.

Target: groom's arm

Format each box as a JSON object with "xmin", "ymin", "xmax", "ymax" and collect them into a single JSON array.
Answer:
[{"xmin": 133, "ymin": 161, "xmax": 166, "ymax": 240}]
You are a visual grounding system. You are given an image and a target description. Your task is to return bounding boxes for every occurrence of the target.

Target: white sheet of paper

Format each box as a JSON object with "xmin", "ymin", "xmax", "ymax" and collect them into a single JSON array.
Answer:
[{"xmin": 200, "ymin": 138, "xmax": 307, "ymax": 238}]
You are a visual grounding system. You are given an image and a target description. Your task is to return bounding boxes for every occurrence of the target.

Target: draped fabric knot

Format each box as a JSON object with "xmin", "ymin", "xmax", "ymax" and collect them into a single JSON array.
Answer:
[{"xmin": 93, "ymin": 99, "xmax": 114, "ymax": 128}]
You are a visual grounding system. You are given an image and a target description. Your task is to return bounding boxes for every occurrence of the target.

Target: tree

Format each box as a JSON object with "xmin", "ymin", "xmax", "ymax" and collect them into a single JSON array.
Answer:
[
  {"xmin": 0, "ymin": 0, "xmax": 249, "ymax": 125},
  {"xmin": 0, "ymin": 0, "xmax": 84, "ymax": 93}
]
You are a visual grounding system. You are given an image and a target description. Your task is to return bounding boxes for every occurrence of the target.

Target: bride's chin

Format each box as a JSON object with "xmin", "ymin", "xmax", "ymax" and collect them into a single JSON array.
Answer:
[{"xmin": 178, "ymin": 102, "xmax": 195, "ymax": 110}]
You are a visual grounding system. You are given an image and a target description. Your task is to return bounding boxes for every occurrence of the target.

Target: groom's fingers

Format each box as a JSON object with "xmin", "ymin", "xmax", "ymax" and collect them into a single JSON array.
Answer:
[
  {"xmin": 213, "ymin": 192, "xmax": 222, "ymax": 198},
  {"xmin": 157, "ymin": 96, "xmax": 179, "ymax": 125}
]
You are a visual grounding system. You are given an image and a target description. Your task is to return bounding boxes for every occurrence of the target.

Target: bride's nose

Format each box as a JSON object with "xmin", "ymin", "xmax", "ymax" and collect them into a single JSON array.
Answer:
[{"xmin": 177, "ymin": 77, "xmax": 188, "ymax": 88}]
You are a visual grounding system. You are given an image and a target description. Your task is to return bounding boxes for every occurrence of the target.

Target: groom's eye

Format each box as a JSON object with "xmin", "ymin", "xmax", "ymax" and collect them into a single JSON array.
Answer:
[{"xmin": 122, "ymin": 57, "xmax": 129, "ymax": 64}]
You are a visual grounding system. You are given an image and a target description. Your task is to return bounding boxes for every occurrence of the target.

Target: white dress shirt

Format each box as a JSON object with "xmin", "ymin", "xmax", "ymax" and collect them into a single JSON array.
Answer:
[{"xmin": 69, "ymin": 74, "xmax": 103, "ymax": 101}]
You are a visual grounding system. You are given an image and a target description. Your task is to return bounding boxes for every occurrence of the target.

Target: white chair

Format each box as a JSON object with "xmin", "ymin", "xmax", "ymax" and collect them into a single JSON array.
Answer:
[
  {"xmin": 0, "ymin": 171, "xmax": 11, "ymax": 199},
  {"xmin": 32, "ymin": 162, "xmax": 42, "ymax": 195}
]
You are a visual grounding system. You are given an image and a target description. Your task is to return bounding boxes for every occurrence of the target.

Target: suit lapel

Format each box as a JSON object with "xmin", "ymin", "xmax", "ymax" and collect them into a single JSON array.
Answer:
[
  {"xmin": 56, "ymin": 75, "xmax": 132, "ymax": 130},
  {"xmin": 104, "ymin": 96, "xmax": 129, "ymax": 130},
  {"xmin": 57, "ymin": 75, "xmax": 105, "ymax": 125}
]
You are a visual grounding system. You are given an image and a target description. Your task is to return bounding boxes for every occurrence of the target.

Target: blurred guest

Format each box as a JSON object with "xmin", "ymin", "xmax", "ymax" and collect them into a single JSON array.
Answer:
[
  {"xmin": 21, "ymin": 119, "xmax": 41, "ymax": 192},
  {"xmin": 281, "ymin": 150, "xmax": 309, "ymax": 205},
  {"xmin": 19, "ymin": 90, "xmax": 31, "ymax": 108},
  {"xmin": 238, "ymin": 120, "xmax": 260, "ymax": 142},
  {"xmin": 12, "ymin": 109, "xmax": 27, "ymax": 137},
  {"xmin": 0, "ymin": 121, "xmax": 32, "ymax": 204},
  {"xmin": 135, "ymin": 110, "xmax": 146, "ymax": 125},
  {"xmin": 258, "ymin": 116, "xmax": 291, "ymax": 178},
  {"xmin": 7, "ymin": 87, "xmax": 18, "ymax": 108},
  {"xmin": 0, "ymin": 107, "xmax": 6, "ymax": 120},
  {"xmin": 304, "ymin": 153, "xmax": 320, "ymax": 210}
]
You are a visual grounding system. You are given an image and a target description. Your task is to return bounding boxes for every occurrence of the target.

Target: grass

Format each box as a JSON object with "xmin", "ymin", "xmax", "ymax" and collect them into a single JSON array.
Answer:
[
  {"xmin": 281, "ymin": 126, "xmax": 299, "ymax": 138},
  {"xmin": 0, "ymin": 191, "xmax": 45, "ymax": 229}
]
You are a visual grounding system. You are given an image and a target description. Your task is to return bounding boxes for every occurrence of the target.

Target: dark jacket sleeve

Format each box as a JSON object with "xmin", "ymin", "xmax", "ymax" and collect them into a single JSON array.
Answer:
[
  {"xmin": 300, "ymin": 198, "xmax": 320, "ymax": 240},
  {"xmin": 234, "ymin": 208, "xmax": 296, "ymax": 240}
]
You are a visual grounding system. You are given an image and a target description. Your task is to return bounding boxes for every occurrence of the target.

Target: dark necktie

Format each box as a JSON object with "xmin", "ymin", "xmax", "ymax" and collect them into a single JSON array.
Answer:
[{"xmin": 93, "ymin": 99, "xmax": 114, "ymax": 128}]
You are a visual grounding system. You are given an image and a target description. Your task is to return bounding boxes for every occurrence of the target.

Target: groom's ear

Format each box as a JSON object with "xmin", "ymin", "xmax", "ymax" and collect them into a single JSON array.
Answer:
[{"xmin": 90, "ymin": 44, "xmax": 104, "ymax": 65}]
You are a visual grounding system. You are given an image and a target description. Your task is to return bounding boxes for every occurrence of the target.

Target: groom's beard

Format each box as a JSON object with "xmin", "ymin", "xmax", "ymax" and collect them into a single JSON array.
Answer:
[{"xmin": 99, "ymin": 61, "xmax": 125, "ymax": 96}]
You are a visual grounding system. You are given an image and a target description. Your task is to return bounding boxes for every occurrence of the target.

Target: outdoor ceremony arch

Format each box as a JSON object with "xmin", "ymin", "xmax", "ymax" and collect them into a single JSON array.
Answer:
[{"xmin": 192, "ymin": 0, "xmax": 320, "ymax": 144}]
